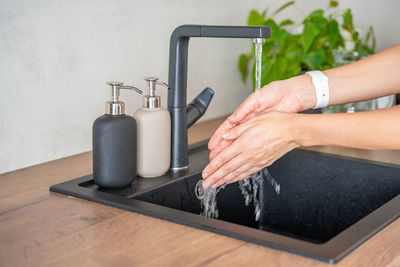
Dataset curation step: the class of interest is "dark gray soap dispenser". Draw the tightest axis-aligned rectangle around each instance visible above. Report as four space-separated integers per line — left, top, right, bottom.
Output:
92 82 142 189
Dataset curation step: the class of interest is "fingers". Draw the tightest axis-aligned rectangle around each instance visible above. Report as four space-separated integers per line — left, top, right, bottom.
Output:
208 89 267 151
203 153 253 188
209 118 256 159
210 115 261 162
226 165 265 185
204 118 262 187
209 139 232 160
240 110 268 124
212 163 263 188
219 119 256 141
228 92 260 124
208 119 236 150
204 110 299 188
209 112 263 156
202 139 241 180
209 112 267 161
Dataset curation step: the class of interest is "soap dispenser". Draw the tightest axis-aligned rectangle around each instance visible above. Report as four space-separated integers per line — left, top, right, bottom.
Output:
93 81 142 189
134 77 171 177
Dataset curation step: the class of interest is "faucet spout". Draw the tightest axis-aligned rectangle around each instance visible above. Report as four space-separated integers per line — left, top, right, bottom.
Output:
168 25 271 170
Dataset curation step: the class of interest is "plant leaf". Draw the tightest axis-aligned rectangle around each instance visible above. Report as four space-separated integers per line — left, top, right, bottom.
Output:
264 18 279 30
238 54 250 83
365 28 371 45
248 10 265 26
263 18 288 47
261 57 287 85
272 1 295 16
285 42 300 59
302 48 325 69
324 49 335 68
280 19 294 26
263 18 279 44
285 61 302 78
302 21 320 52
262 41 274 55
329 0 338 7
309 9 324 18
369 26 376 52
306 9 327 30
343 9 353 28
275 28 288 47
261 8 268 16
328 20 340 49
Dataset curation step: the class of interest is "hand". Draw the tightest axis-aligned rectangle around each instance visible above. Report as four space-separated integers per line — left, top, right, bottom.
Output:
202 112 300 188
208 76 313 154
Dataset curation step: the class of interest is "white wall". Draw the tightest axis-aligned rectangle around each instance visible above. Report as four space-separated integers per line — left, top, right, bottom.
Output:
1 0 399 174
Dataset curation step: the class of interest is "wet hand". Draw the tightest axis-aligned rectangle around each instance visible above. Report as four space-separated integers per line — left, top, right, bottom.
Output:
208 80 305 153
202 112 299 188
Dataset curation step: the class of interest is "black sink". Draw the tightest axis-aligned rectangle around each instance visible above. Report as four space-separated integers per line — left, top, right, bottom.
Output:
50 140 400 264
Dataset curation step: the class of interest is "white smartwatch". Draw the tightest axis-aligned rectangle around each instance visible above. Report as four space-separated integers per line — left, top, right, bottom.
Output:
305 70 330 109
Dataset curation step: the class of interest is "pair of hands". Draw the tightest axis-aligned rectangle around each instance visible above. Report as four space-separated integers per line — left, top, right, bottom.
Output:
201 80 307 188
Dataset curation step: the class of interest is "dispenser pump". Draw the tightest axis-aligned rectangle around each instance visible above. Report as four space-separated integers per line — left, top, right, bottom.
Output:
143 77 169 109
106 82 142 115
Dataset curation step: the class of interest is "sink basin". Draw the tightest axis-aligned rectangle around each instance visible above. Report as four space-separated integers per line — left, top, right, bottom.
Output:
50 140 400 264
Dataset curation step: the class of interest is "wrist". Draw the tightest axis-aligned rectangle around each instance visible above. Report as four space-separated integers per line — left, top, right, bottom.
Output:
284 74 317 111
290 114 319 147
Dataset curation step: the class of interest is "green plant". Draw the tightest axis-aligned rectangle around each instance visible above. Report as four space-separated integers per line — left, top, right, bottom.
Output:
239 0 376 90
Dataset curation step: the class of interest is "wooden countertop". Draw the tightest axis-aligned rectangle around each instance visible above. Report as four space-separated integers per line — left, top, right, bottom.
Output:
1 117 400 267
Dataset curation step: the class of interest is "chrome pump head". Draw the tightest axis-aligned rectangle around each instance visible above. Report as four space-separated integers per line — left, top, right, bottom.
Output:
106 81 142 115
143 77 169 109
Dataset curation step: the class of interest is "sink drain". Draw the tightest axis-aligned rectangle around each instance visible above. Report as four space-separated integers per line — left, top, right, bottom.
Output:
195 180 204 200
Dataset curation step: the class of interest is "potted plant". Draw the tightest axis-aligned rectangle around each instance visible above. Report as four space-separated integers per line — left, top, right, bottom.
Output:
239 1 378 112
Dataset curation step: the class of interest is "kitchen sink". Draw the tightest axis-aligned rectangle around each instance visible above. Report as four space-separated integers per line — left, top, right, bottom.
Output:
50 140 400 264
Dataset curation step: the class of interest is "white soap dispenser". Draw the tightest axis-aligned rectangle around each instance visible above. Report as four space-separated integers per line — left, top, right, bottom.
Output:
134 77 171 177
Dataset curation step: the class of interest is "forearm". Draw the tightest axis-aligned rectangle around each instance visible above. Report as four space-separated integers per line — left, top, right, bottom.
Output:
284 45 400 110
294 105 400 150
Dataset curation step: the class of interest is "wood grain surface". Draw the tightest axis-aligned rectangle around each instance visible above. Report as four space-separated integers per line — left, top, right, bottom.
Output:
1 116 399 267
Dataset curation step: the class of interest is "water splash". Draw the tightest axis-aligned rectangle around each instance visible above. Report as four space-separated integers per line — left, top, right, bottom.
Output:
263 168 280 194
238 171 263 221
237 169 280 221
201 185 226 218
201 169 280 221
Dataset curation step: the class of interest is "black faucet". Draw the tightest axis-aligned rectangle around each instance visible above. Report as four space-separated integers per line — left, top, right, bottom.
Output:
168 25 271 170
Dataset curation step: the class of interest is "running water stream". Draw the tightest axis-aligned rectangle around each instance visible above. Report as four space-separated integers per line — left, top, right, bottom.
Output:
254 38 263 90
201 38 280 221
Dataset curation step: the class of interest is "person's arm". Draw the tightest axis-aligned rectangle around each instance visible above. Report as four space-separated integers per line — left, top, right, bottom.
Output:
296 105 400 149
285 44 400 110
208 45 400 152
202 106 400 188
323 45 400 105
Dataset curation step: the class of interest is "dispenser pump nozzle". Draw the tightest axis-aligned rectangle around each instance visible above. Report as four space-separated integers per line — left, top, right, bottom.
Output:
106 81 142 115
143 77 169 109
